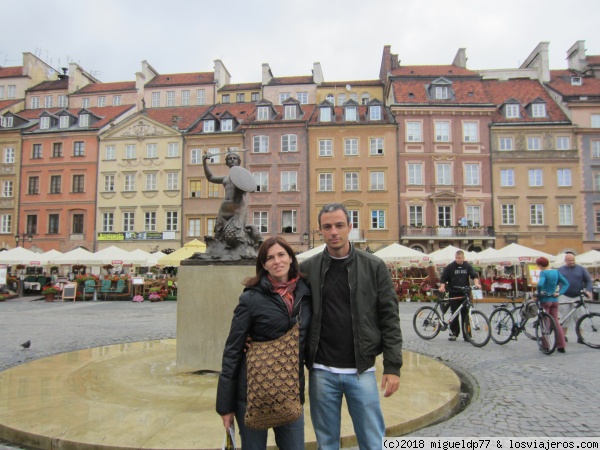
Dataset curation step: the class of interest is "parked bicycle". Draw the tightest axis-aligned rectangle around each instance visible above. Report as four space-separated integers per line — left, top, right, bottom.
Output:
488 292 559 354
413 286 491 347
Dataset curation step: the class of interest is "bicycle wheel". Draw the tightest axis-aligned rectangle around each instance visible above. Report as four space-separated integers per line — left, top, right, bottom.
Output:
463 310 491 347
413 306 442 340
536 311 558 355
489 307 515 345
576 313 600 349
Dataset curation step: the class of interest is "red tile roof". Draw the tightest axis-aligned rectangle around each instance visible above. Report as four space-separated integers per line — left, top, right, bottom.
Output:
0 99 22 110
268 76 314 86
547 70 600 98
145 105 212 130
245 104 317 124
27 79 68 92
320 80 384 87
75 81 136 94
391 79 491 104
145 72 214 87
22 105 135 131
306 104 395 125
187 103 257 134
390 65 476 77
482 78 569 123
219 82 262 92
0 66 24 78
586 55 600 65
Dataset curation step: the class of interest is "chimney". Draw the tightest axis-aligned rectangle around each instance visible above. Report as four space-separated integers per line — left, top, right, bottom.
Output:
58 67 68 80
313 62 324 85
452 48 467 68
262 63 273 86
567 40 586 72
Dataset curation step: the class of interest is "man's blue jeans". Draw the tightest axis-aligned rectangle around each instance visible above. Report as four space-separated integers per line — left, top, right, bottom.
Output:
309 368 385 450
235 401 305 450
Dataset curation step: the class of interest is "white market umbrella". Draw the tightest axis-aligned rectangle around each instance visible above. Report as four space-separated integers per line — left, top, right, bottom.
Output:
553 250 600 269
51 247 95 265
0 247 42 265
83 246 146 266
296 244 327 262
373 243 430 266
428 245 477 268
146 251 166 266
37 249 63 266
157 240 206 267
129 249 153 265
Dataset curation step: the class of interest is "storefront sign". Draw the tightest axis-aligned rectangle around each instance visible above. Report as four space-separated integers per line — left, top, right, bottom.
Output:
97 232 166 241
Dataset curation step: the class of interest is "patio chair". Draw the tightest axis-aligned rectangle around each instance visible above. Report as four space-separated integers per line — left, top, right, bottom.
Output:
84 280 96 299
112 279 128 300
99 279 112 300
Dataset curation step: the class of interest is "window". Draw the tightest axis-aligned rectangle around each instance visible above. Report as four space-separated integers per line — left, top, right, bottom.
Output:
72 175 84 193
499 137 513 151
557 169 572 187
371 210 385 229
124 173 135 191
145 173 157 190
464 164 480 185
281 172 297 191
257 106 269 120
190 149 202 164
530 204 544 225
196 89 206 105
48 214 59 234
319 173 333 191
350 93 358 102
595 173 600 191
435 86 449 99
409 205 423 226
50 175 61 194
338 94 346 105
203 120 215 132
253 135 269 153
52 142 63 158
505 104 520 118
592 115 600 128
168 142 179 157
236 93 245 103
251 92 260 102
167 172 179 190
361 93 370 105
207 218 216 236
125 145 136 159
531 103 546 117
408 163 423 185
208 182 220 197
30 97 40 109
559 204 574 226
145 212 156 231
370 171 384 190
79 114 89 127
281 134 297 152
166 211 179 231
319 139 333 157
528 169 543 187
369 105 382 120
181 90 190 106
123 212 135 232
326 94 335 105
97 96 106 107
26 215 38 234
349 210 359 231
436 163 451 185
319 107 331 122
112 95 122 106
463 122 478 142
0 209 13 230
297 92 308 104
279 93 290 104
370 138 384 155
32 144 42 159
151 92 160 107
254 211 268 233
104 175 115 192
0 116 13 127
102 212 114 232
406 122 422 142
81 98 90 108
59 116 70 129
345 107 357 121
527 137 541 150
105 145 115 160
2 181 13 197
284 105 296 120
571 77 582 86
166 91 175 107
556 136 570 150
221 119 233 131
222 94 230 103
44 96 53 108
188 218 201 237
58 95 67 107
593 141 600 158
500 169 515 187
253 172 269 192
3 147 14 163
188 180 201 198
74 141 85 156
466 206 481 226
207 148 220 164
281 210 297 233
435 121 450 142
345 172 359 191
40 117 50 129
344 138 358 156
437 206 452 227
72 214 84 234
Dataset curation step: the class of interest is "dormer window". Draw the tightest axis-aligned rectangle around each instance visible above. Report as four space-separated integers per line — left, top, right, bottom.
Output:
345 107 357 121
257 106 269 120
505 104 520 118
320 107 331 122
369 105 382 121
0 116 13 128
221 119 233 131
59 116 70 129
284 105 296 120
435 86 449 99
279 93 291 105
531 103 546 118
79 114 89 127
40 117 50 129
571 77 582 86
203 120 215 133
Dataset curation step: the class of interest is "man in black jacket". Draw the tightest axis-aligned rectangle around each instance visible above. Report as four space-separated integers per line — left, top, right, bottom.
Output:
439 250 481 341
300 203 402 449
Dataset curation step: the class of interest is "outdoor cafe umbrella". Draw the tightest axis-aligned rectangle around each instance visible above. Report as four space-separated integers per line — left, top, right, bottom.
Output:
296 244 326 262
427 245 477 268
157 240 206 267
81 246 146 266
0 247 43 265
373 243 430 266
50 247 94 265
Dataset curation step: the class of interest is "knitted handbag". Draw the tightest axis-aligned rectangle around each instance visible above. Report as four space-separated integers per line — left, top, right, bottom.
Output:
244 318 302 430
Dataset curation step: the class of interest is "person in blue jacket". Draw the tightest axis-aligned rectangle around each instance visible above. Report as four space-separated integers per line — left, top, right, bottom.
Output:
535 256 569 353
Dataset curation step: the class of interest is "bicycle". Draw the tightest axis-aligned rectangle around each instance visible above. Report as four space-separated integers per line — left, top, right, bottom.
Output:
413 286 491 347
558 291 600 349
488 292 559 354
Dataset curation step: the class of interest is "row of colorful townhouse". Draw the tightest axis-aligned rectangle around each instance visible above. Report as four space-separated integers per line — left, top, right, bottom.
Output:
1 41 599 255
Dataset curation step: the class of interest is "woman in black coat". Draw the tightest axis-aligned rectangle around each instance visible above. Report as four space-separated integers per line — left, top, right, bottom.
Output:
216 236 312 450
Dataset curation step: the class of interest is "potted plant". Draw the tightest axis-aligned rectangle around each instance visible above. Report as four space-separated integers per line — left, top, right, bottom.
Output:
42 286 60 302
0 294 6 302
132 294 144 303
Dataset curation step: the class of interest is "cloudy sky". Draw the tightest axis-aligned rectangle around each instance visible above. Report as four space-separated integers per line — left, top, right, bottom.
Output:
2 0 600 84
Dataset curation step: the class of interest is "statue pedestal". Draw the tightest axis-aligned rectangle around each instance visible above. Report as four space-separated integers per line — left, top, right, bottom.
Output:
176 261 255 373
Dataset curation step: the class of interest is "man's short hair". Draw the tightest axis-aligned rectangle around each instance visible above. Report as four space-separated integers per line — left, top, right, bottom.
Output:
318 203 351 227
455 250 465 257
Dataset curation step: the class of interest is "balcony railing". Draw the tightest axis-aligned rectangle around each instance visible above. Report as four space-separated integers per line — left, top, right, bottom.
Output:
400 225 495 238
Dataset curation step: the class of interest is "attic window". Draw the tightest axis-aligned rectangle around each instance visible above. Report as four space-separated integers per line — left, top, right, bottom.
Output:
166 77 171 81
571 77 582 86
79 114 89 127
284 105 296 120
320 107 331 122
257 106 269 120
505 104 520 118
0 116 13 127
408 93 414 98
435 86 449 99
40 117 50 129
345 106 357 121
531 104 546 118
59 116 70 129
468 92 474 97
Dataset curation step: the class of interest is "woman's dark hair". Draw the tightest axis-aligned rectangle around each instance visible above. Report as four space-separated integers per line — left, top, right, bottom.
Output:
243 236 304 287
535 256 550 268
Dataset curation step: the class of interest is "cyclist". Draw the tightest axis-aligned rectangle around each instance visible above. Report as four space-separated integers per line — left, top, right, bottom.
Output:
557 252 592 343
439 250 481 341
535 256 569 353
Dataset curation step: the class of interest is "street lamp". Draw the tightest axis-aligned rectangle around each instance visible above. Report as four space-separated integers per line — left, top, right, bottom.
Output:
15 232 33 247
302 232 309 249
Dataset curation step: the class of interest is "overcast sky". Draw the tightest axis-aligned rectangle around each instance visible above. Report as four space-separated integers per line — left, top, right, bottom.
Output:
2 0 600 84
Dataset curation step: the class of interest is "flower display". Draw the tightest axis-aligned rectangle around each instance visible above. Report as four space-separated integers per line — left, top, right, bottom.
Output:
42 286 60 295
132 295 144 303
